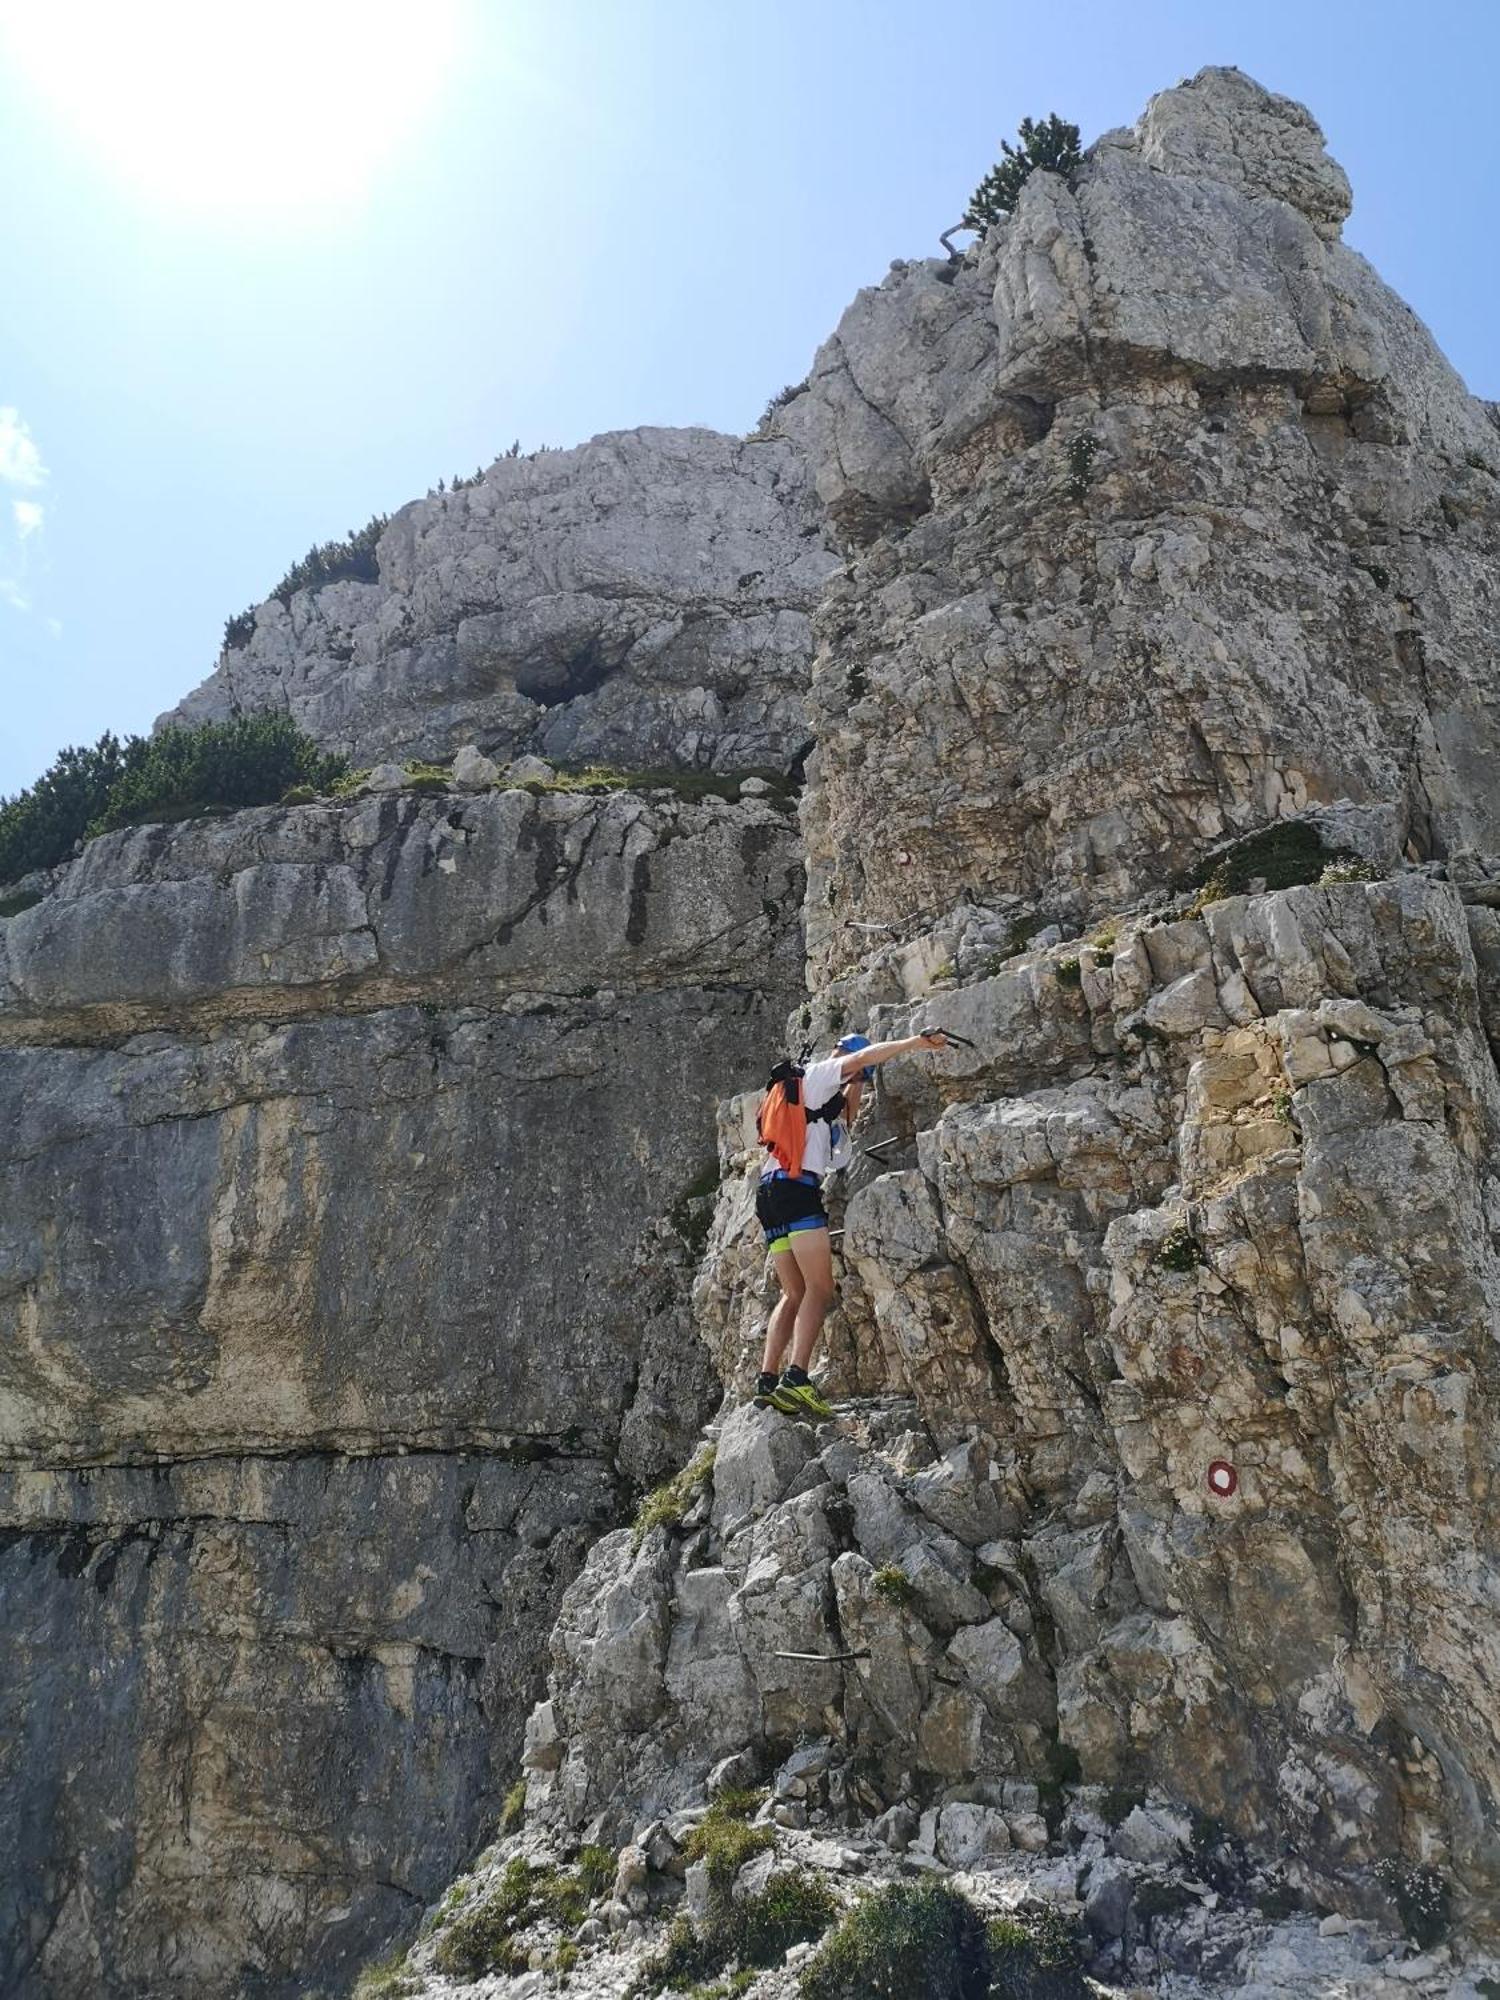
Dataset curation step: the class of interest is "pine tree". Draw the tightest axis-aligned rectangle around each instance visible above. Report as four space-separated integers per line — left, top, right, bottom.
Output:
964 114 1082 232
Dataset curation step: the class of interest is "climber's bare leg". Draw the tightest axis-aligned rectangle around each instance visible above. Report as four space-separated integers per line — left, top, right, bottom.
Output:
760 1250 805 1377
787 1228 836 1372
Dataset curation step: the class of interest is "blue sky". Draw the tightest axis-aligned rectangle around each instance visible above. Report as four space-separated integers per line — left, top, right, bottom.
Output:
1 0 1495 798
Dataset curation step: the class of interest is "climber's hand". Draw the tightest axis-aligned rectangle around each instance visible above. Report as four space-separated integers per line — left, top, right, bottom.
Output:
916 1030 950 1050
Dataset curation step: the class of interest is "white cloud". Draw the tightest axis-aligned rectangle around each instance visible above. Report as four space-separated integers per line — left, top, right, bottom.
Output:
0 410 49 613
0 407 46 489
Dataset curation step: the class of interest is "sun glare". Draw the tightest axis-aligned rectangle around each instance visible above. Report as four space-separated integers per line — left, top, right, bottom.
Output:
1 0 461 216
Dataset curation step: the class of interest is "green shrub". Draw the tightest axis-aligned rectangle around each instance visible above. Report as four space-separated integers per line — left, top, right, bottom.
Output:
1157 1225 1204 1274
801 1879 991 2000
0 717 346 884
633 1445 716 1550
575 1842 615 1901
499 1777 528 1835
271 513 387 605
759 380 809 428
1376 1860 1451 1950
89 715 347 838
223 514 388 655
1064 433 1099 502
0 731 138 884
351 1942 420 1998
224 607 257 651
0 888 43 919
681 1797 773 1893
1183 821 1348 908
630 1871 835 1998
873 1564 915 1608
280 783 318 805
432 1856 589 1980
988 1903 1090 1998
965 116 1082 230
732 1873 839 1967
1056 957 1081 988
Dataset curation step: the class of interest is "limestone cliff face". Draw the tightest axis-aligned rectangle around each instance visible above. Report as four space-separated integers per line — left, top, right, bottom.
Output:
494 67 1500 1994
0 787 804 1994
776 65 1500 985
11 60 1500 2000
163 428 838 776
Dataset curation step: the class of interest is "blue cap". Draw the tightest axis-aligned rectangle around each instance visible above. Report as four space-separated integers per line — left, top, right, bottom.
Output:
836 1032 874 1080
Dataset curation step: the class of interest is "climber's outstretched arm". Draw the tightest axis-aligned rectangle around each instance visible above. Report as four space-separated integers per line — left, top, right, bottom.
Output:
835 1030 948 1080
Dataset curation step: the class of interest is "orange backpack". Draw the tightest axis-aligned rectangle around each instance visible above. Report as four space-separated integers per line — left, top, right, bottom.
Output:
756 1059 844 1178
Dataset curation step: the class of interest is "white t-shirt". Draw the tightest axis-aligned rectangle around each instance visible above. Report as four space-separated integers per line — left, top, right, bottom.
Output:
763 1054 853 1181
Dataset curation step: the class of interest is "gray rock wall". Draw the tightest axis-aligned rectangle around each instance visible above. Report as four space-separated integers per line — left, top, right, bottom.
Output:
520 67 1500 1958
773 66 1500 983
0 784 804 1995
162 429 838 777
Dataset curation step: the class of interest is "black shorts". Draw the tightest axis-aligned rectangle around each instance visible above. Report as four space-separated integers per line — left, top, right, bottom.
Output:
755 1172 828 1251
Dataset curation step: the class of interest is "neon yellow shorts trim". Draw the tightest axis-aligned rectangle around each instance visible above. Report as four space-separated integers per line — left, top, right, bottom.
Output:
767 1232 793 1256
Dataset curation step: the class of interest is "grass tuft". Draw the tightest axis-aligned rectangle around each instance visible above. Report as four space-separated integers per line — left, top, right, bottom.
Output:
873 1563 915 1608
800 1879 990 2000
633 1445 716 1551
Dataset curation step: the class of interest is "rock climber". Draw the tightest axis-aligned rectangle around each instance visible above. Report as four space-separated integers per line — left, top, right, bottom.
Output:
752 1028 951 1418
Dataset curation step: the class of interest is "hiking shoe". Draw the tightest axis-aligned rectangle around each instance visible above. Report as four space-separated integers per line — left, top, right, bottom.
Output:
751 1388 779 1410
770 1377 835 1422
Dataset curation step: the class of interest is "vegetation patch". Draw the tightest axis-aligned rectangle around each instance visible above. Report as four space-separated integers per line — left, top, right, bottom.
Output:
0 717 347 884
223 512 388 651
351 1944 420 1999
872 1563 915 1608
800 1879 991 2000
529 764 789 805
499 1777 528 1835
1157 1225 1205 1275
1376 1860 1451 1950
575 1842 616 1902
1182 820 1352 910
0 888 43 919
432 1854 600 1981
1320 858 1380 885
988 1902 1090 1999
633 1445 717 1550
1064 433 1100 502
759 380 809 428
630 1870 835 1998
964 115 1083 231
682 1799 774 1894
1056 956 1081 988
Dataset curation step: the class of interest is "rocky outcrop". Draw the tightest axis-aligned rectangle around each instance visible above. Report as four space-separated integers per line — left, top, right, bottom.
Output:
0 782 803 1995
163 429 839 776
776 65 1500 985
546 869 1500 1942
12 58 1500 2000
478 64 1500 1998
